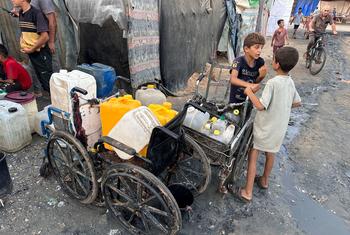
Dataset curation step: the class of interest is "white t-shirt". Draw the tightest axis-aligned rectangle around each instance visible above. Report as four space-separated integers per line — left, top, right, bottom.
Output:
253 75 301 153
294 13 303 25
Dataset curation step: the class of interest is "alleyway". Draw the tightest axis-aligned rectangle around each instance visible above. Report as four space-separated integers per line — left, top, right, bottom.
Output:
1 26 350 235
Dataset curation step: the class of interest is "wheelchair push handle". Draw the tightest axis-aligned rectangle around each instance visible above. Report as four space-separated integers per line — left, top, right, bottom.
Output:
70 87 88 96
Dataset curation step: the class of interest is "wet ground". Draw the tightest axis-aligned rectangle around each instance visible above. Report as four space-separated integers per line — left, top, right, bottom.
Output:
1 25 350 235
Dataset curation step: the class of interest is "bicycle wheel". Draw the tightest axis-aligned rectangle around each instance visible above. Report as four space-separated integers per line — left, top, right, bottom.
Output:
309 47 326 75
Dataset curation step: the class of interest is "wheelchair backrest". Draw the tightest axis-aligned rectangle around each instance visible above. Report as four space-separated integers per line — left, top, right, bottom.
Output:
146 103 189 176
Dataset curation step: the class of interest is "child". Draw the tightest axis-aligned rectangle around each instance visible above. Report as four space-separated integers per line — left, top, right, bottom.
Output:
233 47 301 202
230 33 267 104
0 44 32 92
271 19 288 57
12 0 52 93
290 8 304 39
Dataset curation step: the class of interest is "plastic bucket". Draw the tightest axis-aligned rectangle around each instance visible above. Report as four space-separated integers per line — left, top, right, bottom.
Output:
168 184 194 209
0 152 13 198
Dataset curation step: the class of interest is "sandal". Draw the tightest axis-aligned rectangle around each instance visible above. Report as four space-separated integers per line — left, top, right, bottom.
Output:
230 186 252 203
255 176 268 190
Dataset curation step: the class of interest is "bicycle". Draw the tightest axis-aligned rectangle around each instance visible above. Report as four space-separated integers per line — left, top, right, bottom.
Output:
305 32 333 75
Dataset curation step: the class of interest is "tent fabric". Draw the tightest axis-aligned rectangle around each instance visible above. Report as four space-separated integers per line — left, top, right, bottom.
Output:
65 0 127 29
127 0 161 88
266 0 295 36
320 1 350 15
293 0 320 16
159 0 226 91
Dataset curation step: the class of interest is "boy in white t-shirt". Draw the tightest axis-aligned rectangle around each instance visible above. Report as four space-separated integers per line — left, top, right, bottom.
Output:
233 47 302 202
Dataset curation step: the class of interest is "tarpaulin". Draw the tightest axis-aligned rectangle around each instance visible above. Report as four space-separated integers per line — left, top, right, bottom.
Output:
266 0 295 36
160 0 227 91
293 0 320 16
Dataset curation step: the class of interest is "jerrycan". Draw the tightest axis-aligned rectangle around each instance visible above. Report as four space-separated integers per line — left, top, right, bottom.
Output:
100 95 141 136
108 106 160 160
135 84 166 106
50 70 97 113
148 102 178 126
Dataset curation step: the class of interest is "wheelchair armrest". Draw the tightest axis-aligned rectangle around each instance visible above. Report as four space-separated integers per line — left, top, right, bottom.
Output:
99 136 137 156
154 126 180 140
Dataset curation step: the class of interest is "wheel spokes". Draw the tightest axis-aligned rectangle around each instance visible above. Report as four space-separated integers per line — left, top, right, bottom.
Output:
142 210 168 233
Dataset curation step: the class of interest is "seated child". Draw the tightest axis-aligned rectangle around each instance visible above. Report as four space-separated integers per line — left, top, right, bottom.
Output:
230 33 267 104
233 47 302 202
0 44 32 93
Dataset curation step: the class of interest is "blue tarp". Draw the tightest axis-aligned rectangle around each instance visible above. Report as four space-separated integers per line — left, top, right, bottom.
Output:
293 0 320 16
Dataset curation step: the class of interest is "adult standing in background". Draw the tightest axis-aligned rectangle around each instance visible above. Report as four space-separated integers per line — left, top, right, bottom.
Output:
30 0 59 96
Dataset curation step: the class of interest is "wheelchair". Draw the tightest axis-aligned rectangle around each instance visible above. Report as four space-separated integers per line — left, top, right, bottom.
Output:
44 87 211 234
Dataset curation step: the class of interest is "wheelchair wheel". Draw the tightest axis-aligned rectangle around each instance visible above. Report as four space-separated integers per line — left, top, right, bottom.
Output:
47 131 98 204
231 122 253 183
164 134 211 197
102 163 181 235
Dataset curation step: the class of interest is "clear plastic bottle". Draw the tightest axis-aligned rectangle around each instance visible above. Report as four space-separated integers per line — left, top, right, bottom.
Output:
211 115 227 134
222 124 235 144
201 122 212 137
224 109 240 125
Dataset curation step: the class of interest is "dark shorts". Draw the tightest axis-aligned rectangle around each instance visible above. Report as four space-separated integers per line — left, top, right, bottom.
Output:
294 24 300 30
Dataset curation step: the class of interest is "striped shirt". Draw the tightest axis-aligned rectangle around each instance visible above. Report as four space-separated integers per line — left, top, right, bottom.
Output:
19 6 48 51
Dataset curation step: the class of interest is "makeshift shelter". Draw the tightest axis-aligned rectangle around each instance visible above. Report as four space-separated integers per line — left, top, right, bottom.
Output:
0 0 271 91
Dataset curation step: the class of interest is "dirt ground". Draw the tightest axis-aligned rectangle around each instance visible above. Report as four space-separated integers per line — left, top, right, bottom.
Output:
1 25 350 235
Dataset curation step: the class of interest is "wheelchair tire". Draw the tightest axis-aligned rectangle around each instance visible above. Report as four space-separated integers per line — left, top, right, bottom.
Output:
47 131 98 204
102 163 182 235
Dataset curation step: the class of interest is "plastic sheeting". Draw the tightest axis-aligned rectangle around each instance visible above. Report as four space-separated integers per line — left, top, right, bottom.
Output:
160 0 227 90
293 0 320 16
65 0 127 29
266 0 295 36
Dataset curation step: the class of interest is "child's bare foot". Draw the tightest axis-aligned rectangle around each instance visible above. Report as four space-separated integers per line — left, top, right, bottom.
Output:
230 186 252 203
255 175 269 189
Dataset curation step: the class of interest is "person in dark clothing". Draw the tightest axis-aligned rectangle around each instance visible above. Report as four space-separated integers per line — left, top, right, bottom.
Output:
0 44 32 92
11 0 53 93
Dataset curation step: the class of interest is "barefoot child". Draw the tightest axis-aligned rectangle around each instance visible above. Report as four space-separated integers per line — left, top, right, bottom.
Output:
230 33 267 104
234 47 302 202
271 19 289 57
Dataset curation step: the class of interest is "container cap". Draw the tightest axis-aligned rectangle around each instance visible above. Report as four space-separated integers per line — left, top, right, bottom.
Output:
163 102 172 109
124 94 133 99
220 115 225 121
233 109 240 115
213 130 221 136
204 123 211 130
147 84 156 89
211 117 218 122
5 91 35 104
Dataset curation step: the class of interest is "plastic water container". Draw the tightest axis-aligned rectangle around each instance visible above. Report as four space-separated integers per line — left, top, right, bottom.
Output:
209 130 225 143
50 70 97 113
80 104 102 148
135 84 167 106
5 91 38 133
34 105 51 137
148 102 178 126
0 100 32 152
200 122 212 137
211 116 227 134
224 109 241 125
183 107 210 131
222 124 235 144
108 106 160 160
76 63 117 98
100 95 141 137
